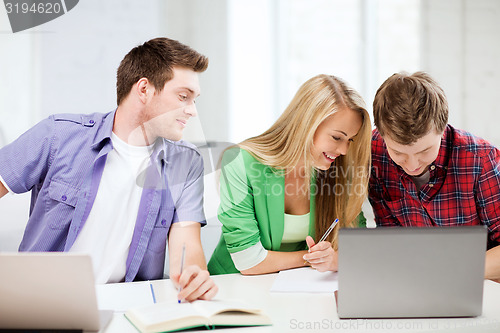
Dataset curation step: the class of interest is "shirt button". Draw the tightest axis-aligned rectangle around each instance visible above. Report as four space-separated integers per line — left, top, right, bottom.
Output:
61 195 67 201
161 219 167 226
428 184 434 188
430 165 436 171
89 119 95 124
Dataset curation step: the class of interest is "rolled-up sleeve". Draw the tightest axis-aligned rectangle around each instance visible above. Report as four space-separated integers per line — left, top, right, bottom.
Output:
230 241 268 271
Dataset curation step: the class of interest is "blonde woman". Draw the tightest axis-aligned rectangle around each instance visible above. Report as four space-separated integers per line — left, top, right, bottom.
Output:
208 74 371 275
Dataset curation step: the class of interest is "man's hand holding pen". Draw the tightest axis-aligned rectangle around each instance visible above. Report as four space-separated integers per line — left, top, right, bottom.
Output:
170 265 218 302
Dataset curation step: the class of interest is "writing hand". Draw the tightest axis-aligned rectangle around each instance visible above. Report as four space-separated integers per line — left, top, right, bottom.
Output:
170 265 218 302
303 235 338 272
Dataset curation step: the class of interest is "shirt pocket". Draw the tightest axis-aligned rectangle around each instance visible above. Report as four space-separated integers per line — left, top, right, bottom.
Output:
46 179 80 229
147 208 175 254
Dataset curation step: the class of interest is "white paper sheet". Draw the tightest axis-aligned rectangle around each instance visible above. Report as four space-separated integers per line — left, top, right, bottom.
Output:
96 281 155 312
270 267 338 293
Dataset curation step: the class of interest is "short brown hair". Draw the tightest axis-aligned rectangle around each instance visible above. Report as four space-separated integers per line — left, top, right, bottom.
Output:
116 37 208 105
373 71 448 145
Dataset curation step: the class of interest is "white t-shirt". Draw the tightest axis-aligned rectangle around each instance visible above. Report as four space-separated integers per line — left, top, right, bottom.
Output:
70 132 153 284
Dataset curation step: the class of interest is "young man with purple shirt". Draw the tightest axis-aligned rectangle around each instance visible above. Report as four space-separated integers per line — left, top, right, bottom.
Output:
0 37 218 301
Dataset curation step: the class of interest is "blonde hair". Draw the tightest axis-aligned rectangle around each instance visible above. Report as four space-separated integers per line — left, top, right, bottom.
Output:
238 74 372 249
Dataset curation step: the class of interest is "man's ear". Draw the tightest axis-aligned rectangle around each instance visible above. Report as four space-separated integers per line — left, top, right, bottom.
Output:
136 78 152 104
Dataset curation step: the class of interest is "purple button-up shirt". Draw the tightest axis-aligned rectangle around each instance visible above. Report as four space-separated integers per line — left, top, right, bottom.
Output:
0 111 206 281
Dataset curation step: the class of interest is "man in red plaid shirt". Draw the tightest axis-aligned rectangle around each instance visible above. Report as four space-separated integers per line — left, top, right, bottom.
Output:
369 72 500 282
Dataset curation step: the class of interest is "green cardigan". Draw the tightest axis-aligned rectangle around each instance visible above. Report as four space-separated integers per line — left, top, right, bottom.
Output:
207 148 366 275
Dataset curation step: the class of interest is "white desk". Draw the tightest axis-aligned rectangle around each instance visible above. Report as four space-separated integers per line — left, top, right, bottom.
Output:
97 274 500 333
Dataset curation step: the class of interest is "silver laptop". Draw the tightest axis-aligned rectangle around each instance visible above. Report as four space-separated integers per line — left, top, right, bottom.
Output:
0 252 112 331
337 226 487 319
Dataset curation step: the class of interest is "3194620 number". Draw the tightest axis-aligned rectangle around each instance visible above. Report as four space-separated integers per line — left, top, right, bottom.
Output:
5 2 62 14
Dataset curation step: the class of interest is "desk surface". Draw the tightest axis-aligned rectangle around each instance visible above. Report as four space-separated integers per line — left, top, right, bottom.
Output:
97 273 500 333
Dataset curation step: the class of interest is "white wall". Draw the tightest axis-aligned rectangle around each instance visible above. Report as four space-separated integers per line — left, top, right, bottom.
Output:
161 0 230 144
421 0 500 146
2 1 499 148
0 192 30 251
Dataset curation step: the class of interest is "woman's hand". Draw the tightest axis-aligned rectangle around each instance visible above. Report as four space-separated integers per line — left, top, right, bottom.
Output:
303 236 338 272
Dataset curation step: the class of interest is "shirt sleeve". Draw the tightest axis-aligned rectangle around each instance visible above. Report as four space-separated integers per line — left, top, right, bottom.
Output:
229 241 268 271
476 147 500 244
368 167 401 227
217 148 263 255
0 117 54 194
171 148 206 224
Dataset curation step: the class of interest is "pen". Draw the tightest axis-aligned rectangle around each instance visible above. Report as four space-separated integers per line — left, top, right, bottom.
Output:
304 218 339 264
149 282 157 304
318 218 339 243
178 243 186 303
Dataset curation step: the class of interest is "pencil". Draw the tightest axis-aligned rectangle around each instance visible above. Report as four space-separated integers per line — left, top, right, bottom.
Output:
178 243 186 303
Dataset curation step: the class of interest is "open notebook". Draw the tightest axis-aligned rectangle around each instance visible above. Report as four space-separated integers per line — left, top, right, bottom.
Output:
125 299 272 332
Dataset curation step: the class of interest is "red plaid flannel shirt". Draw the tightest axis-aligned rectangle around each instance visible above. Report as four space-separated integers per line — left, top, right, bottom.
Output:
369 125 500 249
